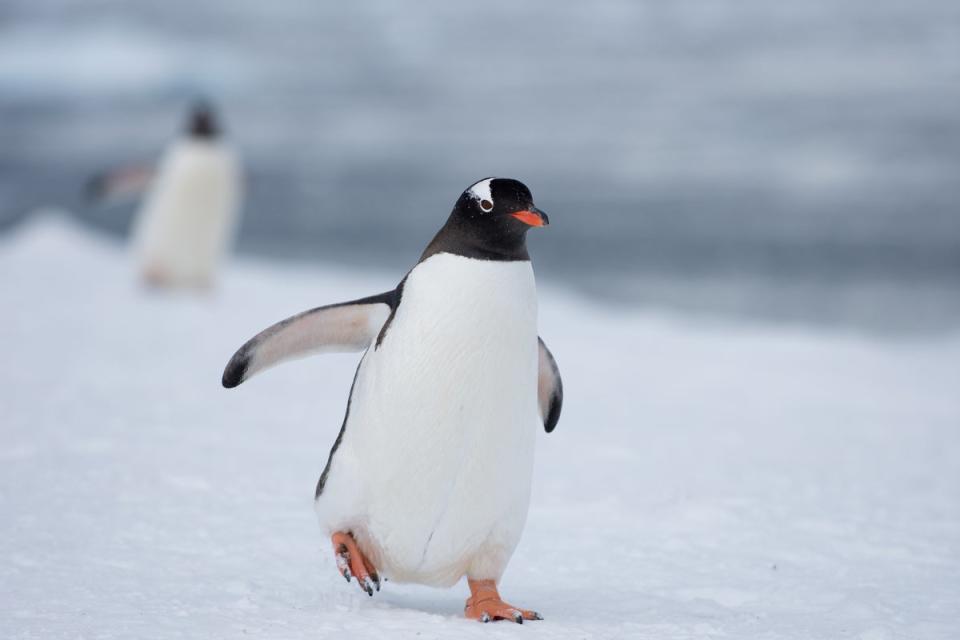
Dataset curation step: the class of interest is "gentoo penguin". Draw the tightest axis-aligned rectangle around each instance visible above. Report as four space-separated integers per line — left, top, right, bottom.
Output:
127 103 242 288
222 178 563 623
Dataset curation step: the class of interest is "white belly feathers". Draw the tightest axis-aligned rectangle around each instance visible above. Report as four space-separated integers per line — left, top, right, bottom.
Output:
132 139 241 287
314 253 540 586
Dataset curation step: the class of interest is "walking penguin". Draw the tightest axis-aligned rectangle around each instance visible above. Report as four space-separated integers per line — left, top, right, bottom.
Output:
222 177 562 623
88 102 242 288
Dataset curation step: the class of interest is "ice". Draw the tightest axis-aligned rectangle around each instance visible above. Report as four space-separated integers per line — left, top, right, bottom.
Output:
1 213 958 638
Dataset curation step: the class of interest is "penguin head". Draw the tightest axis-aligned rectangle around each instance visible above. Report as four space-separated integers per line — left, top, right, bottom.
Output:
186 102 219 139
422 177 549 261
453 177 549 231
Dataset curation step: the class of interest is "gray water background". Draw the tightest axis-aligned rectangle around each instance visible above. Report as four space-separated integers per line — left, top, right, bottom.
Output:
1 1 958 333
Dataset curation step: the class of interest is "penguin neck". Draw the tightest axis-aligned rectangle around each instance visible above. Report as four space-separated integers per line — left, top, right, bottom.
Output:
419 214 530 263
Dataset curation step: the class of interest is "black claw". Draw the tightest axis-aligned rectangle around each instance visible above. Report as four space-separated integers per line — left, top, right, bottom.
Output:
515 614 523 624
371 574 381 591
532 612 543 620
480 612 491 623
343 568 351 582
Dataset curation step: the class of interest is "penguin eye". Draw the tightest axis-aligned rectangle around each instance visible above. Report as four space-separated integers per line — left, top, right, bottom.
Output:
480 199 493 212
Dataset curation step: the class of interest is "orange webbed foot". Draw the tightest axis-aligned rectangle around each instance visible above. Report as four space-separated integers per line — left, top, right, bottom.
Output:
464 579 542 623
331 531 380 596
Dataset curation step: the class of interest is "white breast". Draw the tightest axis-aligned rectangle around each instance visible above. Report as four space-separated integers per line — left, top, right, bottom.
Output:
132 139 241 287
315 253 541 586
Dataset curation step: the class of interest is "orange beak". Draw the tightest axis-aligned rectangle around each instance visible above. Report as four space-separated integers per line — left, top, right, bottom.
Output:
511 207 549 227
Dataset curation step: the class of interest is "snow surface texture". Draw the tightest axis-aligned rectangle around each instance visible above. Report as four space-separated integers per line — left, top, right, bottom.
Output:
1 214 959 639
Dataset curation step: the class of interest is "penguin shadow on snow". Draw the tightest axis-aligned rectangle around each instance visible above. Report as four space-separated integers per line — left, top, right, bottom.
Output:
374 584 466 618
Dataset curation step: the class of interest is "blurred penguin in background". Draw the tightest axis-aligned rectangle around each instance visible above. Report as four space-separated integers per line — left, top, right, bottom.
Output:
89 102 243 289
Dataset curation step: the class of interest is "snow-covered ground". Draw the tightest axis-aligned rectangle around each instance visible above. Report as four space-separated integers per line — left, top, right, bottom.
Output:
2 214 958 639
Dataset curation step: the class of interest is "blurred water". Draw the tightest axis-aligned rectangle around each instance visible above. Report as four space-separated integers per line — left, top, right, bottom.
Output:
1 0 958 333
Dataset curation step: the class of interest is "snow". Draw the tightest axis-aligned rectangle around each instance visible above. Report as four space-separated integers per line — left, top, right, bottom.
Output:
2 213 959 639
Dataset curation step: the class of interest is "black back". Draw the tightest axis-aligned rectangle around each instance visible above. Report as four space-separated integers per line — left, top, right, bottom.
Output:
420 178 548 262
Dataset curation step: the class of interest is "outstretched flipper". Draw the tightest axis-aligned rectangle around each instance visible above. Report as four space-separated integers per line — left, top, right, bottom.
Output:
85 164 156 203
222 290 398 388
537 338 563 433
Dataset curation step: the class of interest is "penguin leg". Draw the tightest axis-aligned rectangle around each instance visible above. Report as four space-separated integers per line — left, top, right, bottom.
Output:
464 579 542 623
331 531 380 596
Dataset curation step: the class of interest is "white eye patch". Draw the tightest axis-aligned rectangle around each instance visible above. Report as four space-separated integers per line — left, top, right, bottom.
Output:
467 178 495 212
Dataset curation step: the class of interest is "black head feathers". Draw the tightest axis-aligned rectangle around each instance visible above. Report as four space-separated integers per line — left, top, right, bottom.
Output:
420 178 549 263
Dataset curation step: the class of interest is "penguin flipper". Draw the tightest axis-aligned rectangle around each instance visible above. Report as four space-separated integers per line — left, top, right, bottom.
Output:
222 291 396 388
85 164 155 202
537 337 563 433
